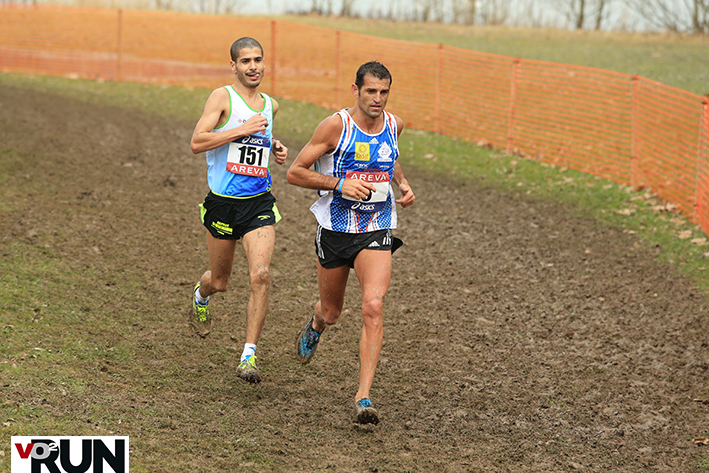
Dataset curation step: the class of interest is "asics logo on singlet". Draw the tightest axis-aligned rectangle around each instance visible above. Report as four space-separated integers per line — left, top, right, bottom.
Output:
352 202 376 211
236 136 268 146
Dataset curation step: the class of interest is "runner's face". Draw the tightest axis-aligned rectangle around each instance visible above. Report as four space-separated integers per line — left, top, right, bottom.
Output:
231 47 265 88
354 74 390 119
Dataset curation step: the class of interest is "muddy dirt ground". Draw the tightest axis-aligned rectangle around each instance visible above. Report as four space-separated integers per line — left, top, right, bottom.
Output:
2 82 709 472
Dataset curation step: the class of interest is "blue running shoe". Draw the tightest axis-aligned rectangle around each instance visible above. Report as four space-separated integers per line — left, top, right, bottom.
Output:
236 355 261 384
355 398 379 425
296 314 322 365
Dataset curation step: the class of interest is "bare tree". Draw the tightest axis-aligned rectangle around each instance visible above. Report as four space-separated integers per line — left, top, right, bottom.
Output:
462 0 477 24
340 0 356 17
479 0 510 25
576 0 586 27
195 0 208 13
432 0 447 21
154 0 166 9
415 0 434 21
516 0 544 27
628 0 708 33
551 0 586 28
593 0 610 29
221 0 244 14
690 0 708 33
550 0 619 30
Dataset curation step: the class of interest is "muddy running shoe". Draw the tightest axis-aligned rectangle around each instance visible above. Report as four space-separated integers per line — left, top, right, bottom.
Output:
236 355 261 384
296 314 322 365
355 398 379 425
191 282 211 338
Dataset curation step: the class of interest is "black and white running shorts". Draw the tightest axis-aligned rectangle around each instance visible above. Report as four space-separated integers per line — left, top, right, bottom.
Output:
314 225 402 269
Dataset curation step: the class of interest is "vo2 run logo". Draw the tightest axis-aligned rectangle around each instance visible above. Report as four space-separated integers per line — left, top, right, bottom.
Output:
11 436 129 473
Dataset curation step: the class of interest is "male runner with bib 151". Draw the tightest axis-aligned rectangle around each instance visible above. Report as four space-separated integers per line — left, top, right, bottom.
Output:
189 37 288 385
287 61 415 424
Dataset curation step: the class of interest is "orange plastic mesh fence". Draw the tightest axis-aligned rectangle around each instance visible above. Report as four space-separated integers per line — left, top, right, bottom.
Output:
699 101 709 225
2 5 708 233
439 48 514 149
511 61 633 183
632 78 706 220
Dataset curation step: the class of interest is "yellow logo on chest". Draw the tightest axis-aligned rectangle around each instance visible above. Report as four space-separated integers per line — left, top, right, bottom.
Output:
355 142 371 161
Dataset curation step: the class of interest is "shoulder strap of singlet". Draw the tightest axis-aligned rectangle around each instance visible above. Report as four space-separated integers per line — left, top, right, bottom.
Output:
333 110 353 153
383 111 397 138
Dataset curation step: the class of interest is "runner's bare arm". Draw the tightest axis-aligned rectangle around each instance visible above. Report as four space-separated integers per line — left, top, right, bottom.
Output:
393 161 415 208
190 88 269 154
287 116 375 200
391 115 415 208
272 139 288 165
270 98 288 165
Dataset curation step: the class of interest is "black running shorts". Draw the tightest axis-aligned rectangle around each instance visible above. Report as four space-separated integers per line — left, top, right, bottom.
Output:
200 191 280 240
315 225 402 269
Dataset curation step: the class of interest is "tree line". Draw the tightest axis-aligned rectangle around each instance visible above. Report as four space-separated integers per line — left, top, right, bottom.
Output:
5 0 708 34
303 0 707 34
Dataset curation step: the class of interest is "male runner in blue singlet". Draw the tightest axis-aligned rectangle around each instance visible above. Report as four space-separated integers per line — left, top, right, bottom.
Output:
189 37 288 384
287 61 415 424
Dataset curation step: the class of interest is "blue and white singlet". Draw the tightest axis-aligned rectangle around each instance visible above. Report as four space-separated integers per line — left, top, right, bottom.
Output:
205 86 274 198
310 109 400 233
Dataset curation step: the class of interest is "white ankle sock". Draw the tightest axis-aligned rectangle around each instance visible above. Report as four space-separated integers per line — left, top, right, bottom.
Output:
195 287 209 304
241 343 256 362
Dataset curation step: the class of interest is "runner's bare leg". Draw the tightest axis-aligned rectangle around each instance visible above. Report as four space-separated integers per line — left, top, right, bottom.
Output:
313 262 349 332
199 231 237 296
241 225 275 344
352 249 392 402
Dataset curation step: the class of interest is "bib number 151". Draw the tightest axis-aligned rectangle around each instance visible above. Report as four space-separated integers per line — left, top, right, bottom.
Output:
227 135 271 177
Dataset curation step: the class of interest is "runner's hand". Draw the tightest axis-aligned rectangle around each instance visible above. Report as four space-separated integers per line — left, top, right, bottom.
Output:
341 179 376 201
272 139 288 165
239 113 269 137
395 182 415 208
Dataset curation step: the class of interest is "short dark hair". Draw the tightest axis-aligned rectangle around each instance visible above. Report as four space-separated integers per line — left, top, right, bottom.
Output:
355 61 392 88
230 37 263 61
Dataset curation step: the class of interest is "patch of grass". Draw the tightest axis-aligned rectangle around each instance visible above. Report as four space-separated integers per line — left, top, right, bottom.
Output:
0 73 208 122
0 150 31 213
